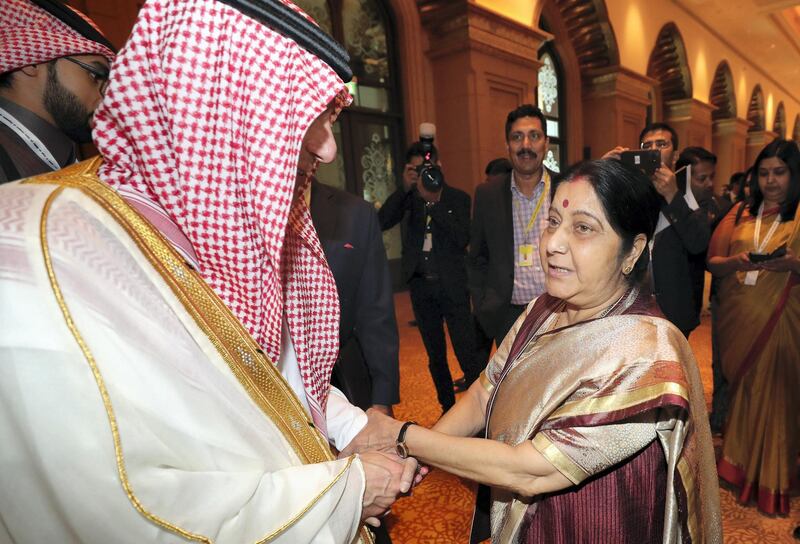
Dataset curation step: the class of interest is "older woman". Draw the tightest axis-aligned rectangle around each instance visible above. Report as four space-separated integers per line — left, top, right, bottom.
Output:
350 160 720 543
709 139 800 515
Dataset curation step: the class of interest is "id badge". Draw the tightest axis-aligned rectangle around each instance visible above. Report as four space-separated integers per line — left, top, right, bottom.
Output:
422 232 433 252
743 270 759 286
518 244 535 267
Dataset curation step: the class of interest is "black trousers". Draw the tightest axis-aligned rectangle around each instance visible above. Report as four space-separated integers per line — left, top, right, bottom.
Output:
409 277 481 411
493 303 527 348
473 314 494 371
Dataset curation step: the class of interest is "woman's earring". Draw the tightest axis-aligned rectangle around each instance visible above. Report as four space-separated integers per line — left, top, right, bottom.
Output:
623 265 633 275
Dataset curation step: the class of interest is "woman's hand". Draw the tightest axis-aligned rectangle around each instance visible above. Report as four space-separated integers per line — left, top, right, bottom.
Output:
731 252 760 272
758 248 800 274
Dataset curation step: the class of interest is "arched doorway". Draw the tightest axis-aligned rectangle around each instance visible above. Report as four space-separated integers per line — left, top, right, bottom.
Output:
647 23 692 121
773 102 786 139
746 85 766 133
709 61 736 121
294 0 405 264
537 41 566 172
539 0 622 158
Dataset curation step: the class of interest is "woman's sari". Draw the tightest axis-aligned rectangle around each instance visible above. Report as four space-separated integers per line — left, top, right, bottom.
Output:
478 287 720 543
710 204 800 515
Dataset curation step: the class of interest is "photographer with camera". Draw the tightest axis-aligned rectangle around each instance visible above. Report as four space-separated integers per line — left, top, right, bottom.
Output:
378 127 481 412
603 123 711 337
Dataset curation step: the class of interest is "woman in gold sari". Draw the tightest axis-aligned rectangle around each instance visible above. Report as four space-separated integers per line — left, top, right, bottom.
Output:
350 159 720 543
709 138 800 515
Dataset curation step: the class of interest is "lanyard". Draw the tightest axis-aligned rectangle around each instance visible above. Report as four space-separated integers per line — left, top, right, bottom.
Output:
753 202 781 253
0 106 60 171
519 171 549 234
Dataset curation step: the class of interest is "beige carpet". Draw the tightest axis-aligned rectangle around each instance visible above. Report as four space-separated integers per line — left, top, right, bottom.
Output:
384 292 799 543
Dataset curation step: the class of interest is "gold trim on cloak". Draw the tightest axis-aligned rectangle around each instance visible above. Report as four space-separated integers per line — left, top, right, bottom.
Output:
28 159 374 544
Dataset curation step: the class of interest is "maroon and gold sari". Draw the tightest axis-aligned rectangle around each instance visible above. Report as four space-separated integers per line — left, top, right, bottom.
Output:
479 287 720 543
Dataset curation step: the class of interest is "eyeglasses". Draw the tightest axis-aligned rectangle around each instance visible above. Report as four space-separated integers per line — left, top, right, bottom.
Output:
508 131 544 144
62 57 110 96
640 139 672 150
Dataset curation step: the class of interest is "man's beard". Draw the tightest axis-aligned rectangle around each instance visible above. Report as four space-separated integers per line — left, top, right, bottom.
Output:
43 63 93 144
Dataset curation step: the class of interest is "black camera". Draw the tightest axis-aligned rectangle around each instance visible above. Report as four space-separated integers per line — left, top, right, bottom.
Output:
417 122 444 192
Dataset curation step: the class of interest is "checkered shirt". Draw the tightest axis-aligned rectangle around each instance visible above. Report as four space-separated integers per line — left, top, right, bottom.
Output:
510 170 551 304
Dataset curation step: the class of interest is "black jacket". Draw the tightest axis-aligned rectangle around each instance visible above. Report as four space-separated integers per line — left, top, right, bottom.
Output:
378 183 471 302
651 195 712 333
468 170 554 337
310 180 400 408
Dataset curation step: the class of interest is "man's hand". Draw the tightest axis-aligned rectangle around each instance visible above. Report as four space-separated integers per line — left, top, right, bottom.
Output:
653 164 679 204
340 407 404 456
359 450 418 526
371 404 394 417
402 163 418 192
601 146 629 161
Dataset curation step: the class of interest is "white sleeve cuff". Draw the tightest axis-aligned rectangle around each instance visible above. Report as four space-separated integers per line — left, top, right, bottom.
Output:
325 386 368 450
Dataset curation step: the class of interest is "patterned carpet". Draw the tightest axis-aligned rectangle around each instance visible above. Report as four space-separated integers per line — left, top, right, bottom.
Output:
384 292 799 543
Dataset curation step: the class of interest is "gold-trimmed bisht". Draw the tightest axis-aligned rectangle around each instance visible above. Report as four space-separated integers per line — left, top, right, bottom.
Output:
27 158 374 544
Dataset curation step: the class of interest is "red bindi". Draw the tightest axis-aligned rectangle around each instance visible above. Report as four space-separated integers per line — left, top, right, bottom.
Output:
562 199 569 208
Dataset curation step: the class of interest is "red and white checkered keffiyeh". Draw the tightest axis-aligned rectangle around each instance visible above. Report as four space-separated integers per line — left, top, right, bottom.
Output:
0 0 115 73
93 0 351 434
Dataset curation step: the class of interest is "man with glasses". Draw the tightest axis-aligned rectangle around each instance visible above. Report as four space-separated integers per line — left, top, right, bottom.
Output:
0 0 115 183
604 123 711 336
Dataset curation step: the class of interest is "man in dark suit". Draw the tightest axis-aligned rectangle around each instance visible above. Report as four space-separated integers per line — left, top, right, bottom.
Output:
469 104 555 347
309 178 400 416
378 142 480 412
604 123 711 336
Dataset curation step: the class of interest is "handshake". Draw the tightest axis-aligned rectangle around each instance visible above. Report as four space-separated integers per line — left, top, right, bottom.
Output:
339 408 428 527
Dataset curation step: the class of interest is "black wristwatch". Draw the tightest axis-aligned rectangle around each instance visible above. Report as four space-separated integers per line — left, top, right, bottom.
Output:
395 421 418 459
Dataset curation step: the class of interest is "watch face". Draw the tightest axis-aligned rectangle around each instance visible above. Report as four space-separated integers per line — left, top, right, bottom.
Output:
396 443 409 459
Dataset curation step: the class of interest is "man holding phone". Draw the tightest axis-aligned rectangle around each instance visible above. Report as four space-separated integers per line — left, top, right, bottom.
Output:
603 123 711 336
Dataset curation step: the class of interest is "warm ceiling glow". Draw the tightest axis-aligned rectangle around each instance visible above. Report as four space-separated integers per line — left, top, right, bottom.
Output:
737 71 749 120
622 2 648 71
766 92 774 130
783 6 800 39
694 47 708 102
474 0 536 26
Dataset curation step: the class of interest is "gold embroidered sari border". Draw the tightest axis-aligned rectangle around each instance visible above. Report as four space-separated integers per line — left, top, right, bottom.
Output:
676 458 699 543
532 433 587 485
547 381 690 422
479 371 495 394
